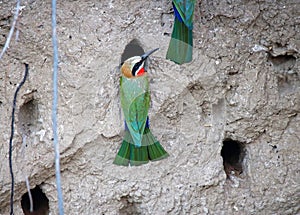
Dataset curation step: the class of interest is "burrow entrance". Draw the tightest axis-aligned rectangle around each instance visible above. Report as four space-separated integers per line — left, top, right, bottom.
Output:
21 185 49 215
221 138 245 178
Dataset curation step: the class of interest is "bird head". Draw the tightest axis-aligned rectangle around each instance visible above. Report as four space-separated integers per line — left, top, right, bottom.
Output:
120 48 159 78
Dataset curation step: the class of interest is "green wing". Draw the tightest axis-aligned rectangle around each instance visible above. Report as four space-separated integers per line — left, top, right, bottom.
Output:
120 76 150 147
127 91 150 146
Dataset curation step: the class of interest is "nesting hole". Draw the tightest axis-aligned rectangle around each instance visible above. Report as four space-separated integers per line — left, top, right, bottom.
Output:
119 196 140 215
121 39 144 63
221 139 245 178
18 99 39 136
21 186 49 215
268 54 296 71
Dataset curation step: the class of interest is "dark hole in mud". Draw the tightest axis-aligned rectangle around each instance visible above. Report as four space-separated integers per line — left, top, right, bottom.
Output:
21 186 49 215
221 139 245 178
268 54 296 66
121 39 145 63
119 196 140 215
18 99 39 136
268 54 296 71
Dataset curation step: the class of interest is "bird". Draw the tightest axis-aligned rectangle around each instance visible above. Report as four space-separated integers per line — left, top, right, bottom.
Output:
166 0 196 64
113 48 169 166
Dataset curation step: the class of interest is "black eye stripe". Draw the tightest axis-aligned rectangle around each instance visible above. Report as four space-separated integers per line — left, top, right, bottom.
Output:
132 61 143 76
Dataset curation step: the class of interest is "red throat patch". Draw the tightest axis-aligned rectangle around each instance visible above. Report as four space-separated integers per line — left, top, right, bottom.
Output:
136 67 145 76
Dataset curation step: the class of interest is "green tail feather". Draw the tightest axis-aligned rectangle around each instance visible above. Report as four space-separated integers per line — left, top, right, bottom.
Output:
113 127 169 166
166 18 193 64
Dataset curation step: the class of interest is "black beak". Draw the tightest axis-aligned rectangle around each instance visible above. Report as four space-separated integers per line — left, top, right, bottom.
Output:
140 48 159 62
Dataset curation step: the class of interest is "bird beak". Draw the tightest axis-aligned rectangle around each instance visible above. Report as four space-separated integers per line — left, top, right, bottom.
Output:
141 48 159 62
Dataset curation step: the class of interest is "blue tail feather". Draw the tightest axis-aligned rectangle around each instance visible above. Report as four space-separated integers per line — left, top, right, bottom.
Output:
173 2 183 23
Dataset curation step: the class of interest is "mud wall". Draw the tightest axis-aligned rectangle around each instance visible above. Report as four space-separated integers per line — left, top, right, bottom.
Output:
0 0 299 214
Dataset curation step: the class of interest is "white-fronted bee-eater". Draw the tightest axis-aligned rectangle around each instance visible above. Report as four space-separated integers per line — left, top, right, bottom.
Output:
166 0 196 64
113 48 169 166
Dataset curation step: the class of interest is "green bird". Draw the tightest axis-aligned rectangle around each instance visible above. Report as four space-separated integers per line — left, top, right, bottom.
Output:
166 0 196 64
113 48 169 166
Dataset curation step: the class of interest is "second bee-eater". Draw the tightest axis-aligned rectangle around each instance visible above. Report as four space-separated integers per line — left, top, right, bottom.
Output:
113 48 169 166
166 0 196 64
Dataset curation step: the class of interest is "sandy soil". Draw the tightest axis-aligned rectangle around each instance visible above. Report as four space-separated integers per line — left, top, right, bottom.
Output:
0 0 299 214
